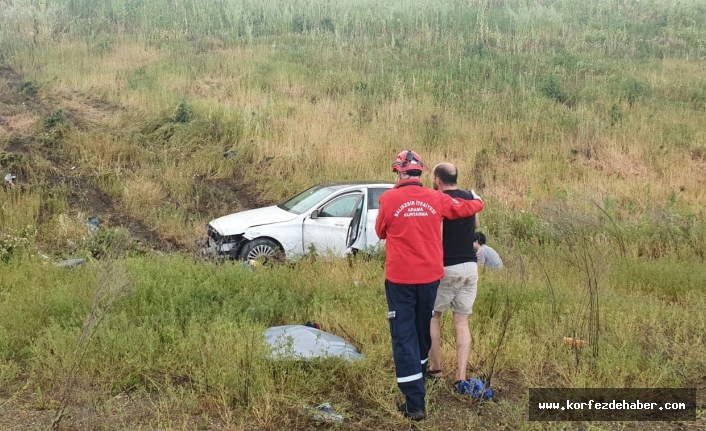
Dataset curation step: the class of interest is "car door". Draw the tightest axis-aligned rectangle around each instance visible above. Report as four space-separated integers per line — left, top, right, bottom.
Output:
346 197 365 250
348 187 390 252
302 192 364 256
364 187 389 249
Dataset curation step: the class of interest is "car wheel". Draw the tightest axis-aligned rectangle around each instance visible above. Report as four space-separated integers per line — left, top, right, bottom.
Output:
240 238 281 262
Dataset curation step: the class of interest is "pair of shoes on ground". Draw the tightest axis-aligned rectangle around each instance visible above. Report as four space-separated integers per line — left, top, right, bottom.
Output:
397 402 426 421
455 378 493 399
455 379 473 395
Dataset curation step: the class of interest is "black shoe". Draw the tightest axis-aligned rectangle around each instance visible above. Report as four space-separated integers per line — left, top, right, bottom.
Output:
425 369 443 379
397 402 426 421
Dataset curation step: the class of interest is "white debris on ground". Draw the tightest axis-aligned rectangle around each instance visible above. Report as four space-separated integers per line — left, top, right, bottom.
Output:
264 325 363 361
306 402 343 424
55 258 86 268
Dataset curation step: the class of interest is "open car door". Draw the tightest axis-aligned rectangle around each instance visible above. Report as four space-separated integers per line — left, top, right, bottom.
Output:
303 192 363 256
346 198 364 250
347 187 388 254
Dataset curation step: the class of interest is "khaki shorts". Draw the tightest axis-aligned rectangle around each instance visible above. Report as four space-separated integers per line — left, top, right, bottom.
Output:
434 262 478 315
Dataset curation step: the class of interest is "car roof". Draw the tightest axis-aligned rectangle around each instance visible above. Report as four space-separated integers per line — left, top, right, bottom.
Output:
320 180 395 189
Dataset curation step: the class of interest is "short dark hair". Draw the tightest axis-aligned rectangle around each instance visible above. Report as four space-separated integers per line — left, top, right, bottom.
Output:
433 164 457 185
475 231 486 245
405 169 423 177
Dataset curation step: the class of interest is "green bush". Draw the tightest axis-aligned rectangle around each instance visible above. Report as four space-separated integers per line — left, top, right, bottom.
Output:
0 227 35 263
540 73 568 104
174 97 193 123
20 81 38 97
623 78 650 107
610 103 622 126
127 66 155 90
84 227 148 259
44 109 66 128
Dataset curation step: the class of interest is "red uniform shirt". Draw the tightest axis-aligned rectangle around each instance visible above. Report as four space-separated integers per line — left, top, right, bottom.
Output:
375 179 484 284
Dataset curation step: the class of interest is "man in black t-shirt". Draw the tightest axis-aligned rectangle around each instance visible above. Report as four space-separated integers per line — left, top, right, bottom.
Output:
428 163 481 393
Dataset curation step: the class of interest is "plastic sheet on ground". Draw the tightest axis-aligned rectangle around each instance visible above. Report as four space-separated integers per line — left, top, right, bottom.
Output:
264 325 363 361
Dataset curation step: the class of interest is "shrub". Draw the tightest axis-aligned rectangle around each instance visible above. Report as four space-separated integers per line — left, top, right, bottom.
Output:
173 97 193 123
0 226 35 263
610 103 622 126
623 78 650 107
127 66 155 90
84 227 148 259
540 74 569 104
20 81 38 97
44 109 66 128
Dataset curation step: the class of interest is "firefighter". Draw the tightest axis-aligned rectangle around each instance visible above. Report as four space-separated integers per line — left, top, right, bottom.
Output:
375 150 484 421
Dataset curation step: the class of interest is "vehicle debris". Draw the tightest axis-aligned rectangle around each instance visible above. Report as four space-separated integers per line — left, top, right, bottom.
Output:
87 216 100 234
306 402 343 424
55 258 86 268
4 173 16 188
265 325 363 361
241 259 260 270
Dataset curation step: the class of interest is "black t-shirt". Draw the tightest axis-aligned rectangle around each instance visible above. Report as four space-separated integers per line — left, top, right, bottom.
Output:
442 189 478 267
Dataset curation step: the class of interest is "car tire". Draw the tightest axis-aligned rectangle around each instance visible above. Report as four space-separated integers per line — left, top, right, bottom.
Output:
240 238 282 262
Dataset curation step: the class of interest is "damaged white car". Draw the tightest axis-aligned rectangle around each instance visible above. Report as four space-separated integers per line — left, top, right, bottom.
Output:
205 181 394 260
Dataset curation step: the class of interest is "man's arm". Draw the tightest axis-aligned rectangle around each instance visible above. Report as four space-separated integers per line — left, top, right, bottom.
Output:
375 198 388 240
477 248 486 265
473 190 481 228
439 193 483 220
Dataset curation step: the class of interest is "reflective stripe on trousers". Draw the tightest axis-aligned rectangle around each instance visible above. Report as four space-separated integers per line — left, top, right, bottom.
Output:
385 279 439 411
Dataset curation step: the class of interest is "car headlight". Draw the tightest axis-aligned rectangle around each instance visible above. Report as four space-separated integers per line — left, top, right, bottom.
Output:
207 226 245 255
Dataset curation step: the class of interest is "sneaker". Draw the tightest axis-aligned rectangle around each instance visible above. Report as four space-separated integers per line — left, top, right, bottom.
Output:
456 378 493 399
455 379 472 395
468 378 493 400
397 402 426 421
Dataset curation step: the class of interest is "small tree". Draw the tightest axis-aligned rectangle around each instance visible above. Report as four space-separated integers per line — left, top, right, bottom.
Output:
610 104 622 126
174 97 193 123
540 74 567 104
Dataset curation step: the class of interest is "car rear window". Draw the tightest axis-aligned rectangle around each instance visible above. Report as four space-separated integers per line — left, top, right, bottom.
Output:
368 188 389 210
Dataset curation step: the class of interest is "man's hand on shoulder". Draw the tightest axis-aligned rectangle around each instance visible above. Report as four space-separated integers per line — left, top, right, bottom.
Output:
471 189 482 201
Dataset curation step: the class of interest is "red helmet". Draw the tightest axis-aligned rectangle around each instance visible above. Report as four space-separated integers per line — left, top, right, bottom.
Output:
392 150 425 173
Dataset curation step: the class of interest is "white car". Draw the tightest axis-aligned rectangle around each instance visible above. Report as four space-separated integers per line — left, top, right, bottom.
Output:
205 181 394 260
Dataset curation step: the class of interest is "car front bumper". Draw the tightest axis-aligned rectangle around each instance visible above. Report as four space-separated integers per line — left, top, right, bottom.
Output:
206 226 245 256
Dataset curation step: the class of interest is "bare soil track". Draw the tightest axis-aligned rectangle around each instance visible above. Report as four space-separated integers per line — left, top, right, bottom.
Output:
1 65 257 253
0 369 697 430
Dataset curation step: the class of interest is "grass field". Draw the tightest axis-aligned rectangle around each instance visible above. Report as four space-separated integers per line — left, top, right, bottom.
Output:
1 0 705 429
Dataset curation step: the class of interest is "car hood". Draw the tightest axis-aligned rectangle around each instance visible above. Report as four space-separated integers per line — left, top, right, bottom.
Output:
209 206 298 236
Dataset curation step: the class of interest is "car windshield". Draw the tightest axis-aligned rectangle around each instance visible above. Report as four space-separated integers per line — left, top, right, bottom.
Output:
278 184 336 214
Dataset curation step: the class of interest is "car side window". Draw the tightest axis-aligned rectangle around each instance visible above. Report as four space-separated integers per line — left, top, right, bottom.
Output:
368 188 389 210
319 194 363 218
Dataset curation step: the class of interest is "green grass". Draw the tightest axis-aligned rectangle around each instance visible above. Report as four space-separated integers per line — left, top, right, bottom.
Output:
1 248 704 429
